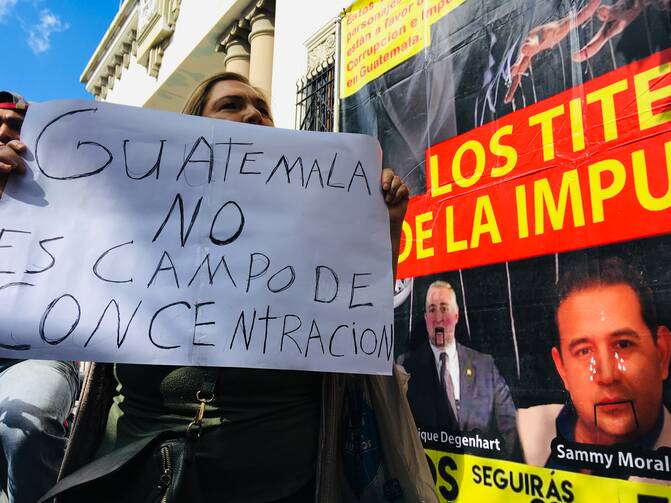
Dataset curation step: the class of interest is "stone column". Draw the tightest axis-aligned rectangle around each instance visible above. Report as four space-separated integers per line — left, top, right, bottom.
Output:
248 9 274 99
223 26 250 78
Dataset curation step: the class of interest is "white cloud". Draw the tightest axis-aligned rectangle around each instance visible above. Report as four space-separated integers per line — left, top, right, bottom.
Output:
26 8 69 54
0 0 18 22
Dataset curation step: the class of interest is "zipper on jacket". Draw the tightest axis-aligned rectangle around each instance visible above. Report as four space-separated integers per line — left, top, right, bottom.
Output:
158 445 172 503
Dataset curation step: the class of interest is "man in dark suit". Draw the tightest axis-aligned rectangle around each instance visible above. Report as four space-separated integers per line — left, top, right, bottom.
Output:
398 281 519 459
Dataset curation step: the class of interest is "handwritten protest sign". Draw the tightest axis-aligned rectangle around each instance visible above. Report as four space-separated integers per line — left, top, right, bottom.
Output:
0 100 394 374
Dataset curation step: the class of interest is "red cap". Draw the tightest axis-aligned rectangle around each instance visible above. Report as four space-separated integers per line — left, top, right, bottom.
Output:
0 91 28 111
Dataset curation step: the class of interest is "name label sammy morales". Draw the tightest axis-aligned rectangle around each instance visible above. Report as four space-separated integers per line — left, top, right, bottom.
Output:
0 100 395 375
554 440 671 475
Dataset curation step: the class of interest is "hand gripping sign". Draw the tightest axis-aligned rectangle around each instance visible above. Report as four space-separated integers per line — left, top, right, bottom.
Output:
0 100 394 374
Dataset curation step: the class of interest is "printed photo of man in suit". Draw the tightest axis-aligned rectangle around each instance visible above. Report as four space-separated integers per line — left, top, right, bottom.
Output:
397 281 519 459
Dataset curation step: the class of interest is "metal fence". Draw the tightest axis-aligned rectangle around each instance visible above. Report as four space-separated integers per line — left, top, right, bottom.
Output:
295 58 335 132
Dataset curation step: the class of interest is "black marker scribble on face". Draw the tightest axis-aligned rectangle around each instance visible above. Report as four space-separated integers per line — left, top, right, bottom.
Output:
593 399 639 429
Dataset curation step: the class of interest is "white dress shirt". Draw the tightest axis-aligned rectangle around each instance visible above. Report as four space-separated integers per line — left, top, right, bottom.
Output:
430 340 460 401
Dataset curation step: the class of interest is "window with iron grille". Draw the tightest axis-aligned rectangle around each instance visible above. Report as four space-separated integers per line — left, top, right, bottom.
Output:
295 57 335 132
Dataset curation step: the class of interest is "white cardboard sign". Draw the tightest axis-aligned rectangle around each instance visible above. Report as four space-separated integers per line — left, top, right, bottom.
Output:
0 100 394 374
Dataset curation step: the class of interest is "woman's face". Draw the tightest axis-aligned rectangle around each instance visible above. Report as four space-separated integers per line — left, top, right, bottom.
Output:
201 79 274 126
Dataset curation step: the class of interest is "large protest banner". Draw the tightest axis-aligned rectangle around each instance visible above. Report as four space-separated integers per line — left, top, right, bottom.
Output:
340 0 671 499
0 100 395 374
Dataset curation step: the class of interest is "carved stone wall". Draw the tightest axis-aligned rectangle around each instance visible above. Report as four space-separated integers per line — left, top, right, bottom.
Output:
83 0 182 99
217 0 275 96
306 28 336 77
136 0 181 75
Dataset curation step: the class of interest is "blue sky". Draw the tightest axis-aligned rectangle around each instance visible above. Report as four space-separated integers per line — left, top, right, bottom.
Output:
0 0 120 102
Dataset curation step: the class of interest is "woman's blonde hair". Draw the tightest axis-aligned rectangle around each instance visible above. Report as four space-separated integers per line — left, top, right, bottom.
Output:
182 72 271 119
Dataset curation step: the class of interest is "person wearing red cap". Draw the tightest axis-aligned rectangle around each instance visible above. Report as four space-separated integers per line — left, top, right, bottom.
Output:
0 90 80 503
0 91 29 188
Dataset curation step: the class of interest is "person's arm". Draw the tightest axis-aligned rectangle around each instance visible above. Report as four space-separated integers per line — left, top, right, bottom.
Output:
573 0 647 62
505 0 601 103
381 168 409 281
505 0 668 103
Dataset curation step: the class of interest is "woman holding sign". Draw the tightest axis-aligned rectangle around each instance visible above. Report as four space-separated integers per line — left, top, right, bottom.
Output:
41 73 436 503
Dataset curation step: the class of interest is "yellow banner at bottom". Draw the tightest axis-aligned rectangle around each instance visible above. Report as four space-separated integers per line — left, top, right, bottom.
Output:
425 450 670 502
